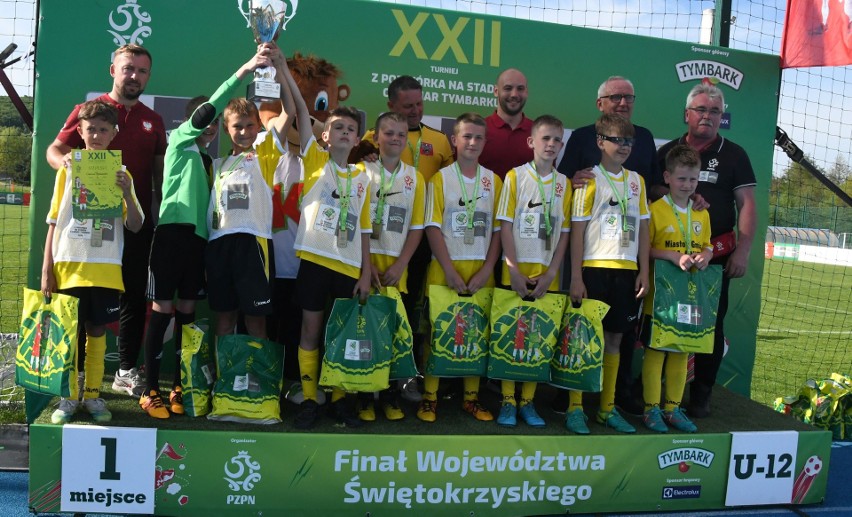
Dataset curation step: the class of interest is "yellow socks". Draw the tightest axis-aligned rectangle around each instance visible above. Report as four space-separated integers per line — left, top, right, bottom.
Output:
665 352 688 412
600 352 620 412
298 347 319 402
642 348 666 409
82 333 106 400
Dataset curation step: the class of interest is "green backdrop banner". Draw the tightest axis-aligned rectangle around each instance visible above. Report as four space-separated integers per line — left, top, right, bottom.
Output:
29 0 778 395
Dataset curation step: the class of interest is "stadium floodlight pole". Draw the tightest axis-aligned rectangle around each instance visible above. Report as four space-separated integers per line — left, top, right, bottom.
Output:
775 126 852 208
0 43 35 131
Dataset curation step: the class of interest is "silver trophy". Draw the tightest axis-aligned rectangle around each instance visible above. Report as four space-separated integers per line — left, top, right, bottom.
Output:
237 0 298 102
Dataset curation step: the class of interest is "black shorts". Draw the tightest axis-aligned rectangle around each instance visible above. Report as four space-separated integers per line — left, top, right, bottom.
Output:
294 259 356 312
147 224 207 301
59 286 120 326
582 267 641 333
205 233 273 316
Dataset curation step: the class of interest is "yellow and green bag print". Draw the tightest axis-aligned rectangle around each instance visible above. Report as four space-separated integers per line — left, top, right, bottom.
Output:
15 288 78 397
487 289 566 382
180 321 215 417
650 260 722 353
550 299 609 392
208 335 283 424
320 295 395 392
426 285 493 378
382 286 419 380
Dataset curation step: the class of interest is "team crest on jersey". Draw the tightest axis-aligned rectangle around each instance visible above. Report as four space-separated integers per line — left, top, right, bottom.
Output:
245 152 255 162
403 175 414 195
708 158 719 171
142 120 153 132
555 182 564 197
420 142 433 156
629 180 639 197
481 177 491 191
692 221 703 235
357 182 365 198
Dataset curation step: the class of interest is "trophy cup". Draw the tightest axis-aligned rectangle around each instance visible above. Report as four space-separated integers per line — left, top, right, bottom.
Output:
238 0 298 102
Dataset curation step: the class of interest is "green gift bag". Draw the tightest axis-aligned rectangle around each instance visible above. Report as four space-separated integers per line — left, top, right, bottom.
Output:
550 299 609 392
382 286 419 380
15 288 78 397
320 295 395 392
487 289 566 382
426 285 493 378
650 261 723 353
180 321 216 417
208 335 283 424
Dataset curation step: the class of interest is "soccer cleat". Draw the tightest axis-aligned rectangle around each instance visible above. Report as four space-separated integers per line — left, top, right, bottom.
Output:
399 377 423 402
518 403 546 428
285 383 327 406
112 368 145 397
76 372 85 401
358 400 376 422
643 406 669 433
139 390 170 419
497 403 517 427
329 399 363 428
565 408 590 435
382 397 405 421
51 398 79 424
416 399 437 423
597 408 636 434
294 400 320 430
665 407 698 433
463 400 494 421
82 397 112 423
169 387 185 415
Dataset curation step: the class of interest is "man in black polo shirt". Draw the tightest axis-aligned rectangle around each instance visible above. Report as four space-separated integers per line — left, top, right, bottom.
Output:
655 83 757 418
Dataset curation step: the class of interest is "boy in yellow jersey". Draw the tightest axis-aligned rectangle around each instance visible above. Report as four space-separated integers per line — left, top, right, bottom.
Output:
418 112 502 423
41 100 144 424
641 145 712 433
286 63 372 429
205 46 294 341
495 115 571 428
358 111 426 422
567 113 650 435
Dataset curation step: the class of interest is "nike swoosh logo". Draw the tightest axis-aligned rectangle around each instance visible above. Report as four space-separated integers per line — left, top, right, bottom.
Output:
527 200 543 209
458 196 485 207
609 198 620 206
332 189 341 199
378 191 402 198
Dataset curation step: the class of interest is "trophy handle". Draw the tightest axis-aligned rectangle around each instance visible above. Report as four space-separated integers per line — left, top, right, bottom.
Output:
280 0 298 31
237 0 252 26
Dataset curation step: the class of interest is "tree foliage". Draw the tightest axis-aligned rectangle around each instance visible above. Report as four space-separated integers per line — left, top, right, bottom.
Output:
0 126 32 184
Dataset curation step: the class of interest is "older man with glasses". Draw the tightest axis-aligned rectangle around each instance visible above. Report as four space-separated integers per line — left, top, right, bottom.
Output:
552 76 660 417
655 83 757 419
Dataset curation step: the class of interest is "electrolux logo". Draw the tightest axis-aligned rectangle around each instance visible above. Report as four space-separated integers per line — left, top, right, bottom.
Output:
662 485 702 499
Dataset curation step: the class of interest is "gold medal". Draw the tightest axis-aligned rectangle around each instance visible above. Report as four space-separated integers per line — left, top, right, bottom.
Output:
91 219 103 247
337 226 348 248
371 221 382 240
545 234 552 251
211 211 220 230
620 229 630 248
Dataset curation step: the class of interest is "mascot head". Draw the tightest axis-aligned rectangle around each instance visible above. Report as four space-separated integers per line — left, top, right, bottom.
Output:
259 52 349 149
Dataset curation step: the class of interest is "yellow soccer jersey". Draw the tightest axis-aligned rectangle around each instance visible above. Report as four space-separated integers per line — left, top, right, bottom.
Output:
572 166 649 270
425 165 502 286
643 196 714 314
363 124 454 182
368 162 426 294
497 164 571 290
47 166 141 291
295 137 371 279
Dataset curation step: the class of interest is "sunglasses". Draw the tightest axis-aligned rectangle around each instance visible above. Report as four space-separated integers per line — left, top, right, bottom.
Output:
598 134 635 147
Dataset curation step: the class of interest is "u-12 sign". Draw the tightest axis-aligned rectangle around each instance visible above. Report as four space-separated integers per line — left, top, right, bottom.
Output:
725 431 798 506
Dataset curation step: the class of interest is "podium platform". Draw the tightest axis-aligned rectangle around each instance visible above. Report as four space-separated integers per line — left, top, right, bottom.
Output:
28 384 831 516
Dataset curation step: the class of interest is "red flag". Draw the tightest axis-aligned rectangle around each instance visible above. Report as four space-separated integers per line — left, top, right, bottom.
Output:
781 0 852 68
157 442 185 461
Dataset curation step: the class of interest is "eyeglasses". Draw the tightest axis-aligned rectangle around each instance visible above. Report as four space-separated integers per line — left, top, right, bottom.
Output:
598 135 635 147
687 107 723 117
599 94 636 103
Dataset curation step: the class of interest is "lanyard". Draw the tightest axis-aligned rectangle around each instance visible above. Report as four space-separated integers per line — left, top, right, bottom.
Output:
373 158 401 225
454 163 481 229
406 130 422 171
333 162 353 231
214 153 247 214
530 162 557 236
598 165 629 231
666 195 693 254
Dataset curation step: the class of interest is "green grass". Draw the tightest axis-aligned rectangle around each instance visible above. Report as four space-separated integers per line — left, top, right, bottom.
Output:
0 204 30 334
752 259 852 406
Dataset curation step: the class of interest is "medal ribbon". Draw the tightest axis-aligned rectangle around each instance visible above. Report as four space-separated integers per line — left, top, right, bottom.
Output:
666 195 693 254
530 162 557 237
454 163 481 230
373 158 402 226
598 165 630 231
407 130 422 171
333 163 353 232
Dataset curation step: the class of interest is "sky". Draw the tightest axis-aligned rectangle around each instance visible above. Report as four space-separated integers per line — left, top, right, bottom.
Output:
1 0 850 176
